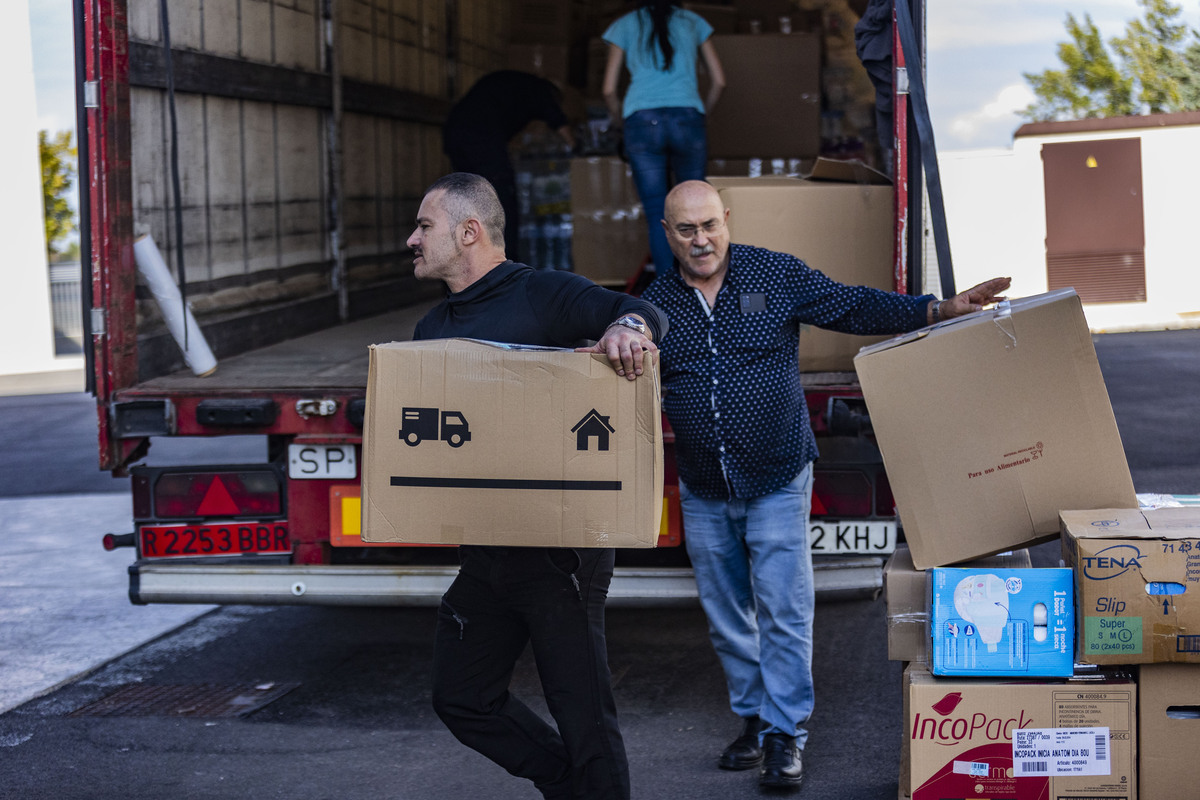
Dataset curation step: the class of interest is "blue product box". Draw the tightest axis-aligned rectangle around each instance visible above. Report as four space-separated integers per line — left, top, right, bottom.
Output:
929 567 1074 677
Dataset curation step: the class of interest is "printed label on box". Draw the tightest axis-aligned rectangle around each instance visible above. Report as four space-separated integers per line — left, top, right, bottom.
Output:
1083 616 1142 656
951 760 990 777
1012 727 1111 777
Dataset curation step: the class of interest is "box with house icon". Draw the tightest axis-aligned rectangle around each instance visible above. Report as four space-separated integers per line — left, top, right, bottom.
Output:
361 338 663 548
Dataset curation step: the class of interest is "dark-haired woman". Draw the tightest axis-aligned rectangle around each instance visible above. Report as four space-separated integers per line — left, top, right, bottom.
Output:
602 1 725 274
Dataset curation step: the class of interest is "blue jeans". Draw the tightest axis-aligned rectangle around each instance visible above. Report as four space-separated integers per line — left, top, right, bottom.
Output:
679 466 815 748
623 107 708 273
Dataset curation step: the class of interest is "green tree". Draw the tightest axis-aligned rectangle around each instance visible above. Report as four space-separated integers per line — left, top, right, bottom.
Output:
1023 13 1134 122
1111 0 1188 113
1021 0 1200 122
39 129 77 260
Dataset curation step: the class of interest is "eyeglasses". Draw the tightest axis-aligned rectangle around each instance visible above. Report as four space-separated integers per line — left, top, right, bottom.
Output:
670 219 725 240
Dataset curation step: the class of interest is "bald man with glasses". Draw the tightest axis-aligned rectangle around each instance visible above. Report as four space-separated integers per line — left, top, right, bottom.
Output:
641 180 1009 791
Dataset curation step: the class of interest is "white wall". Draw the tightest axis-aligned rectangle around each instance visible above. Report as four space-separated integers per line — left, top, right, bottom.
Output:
939 147 1047 301
939 125 1200 332
0 0 83 391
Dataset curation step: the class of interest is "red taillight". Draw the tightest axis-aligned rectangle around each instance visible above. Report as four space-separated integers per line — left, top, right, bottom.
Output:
812 471 872 517
152 471 281 518
876 473 895 517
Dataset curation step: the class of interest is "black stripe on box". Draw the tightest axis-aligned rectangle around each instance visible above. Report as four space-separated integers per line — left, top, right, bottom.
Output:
391 477 622 491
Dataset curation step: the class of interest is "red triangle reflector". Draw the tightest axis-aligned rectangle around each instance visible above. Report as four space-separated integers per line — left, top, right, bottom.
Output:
196 477 240 516
810 492 827 516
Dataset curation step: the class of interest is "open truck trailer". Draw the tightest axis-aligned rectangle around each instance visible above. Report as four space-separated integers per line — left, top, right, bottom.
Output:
79 0 942 605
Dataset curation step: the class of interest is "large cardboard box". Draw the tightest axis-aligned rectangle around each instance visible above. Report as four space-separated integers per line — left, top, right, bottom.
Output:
704 34 821 158
903 664 1137 800
569 156 649 286
1061 507 1200 664
361 339 663 548
1138 663 1200 798
929 567 1075 677
708 173 893 372
884 545 1032 663
855 289 1137 569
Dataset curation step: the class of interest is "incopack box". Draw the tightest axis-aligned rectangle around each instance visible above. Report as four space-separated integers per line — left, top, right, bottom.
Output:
855 289 1137 569
903 664 1137 800
930 567 1075 677
708 172 893 372
884 545 1032 663
1061 507 1200 664
1138 663 1200 798
361 339 663 548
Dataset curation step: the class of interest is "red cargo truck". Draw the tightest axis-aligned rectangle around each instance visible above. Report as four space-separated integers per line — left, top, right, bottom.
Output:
80 0 940 605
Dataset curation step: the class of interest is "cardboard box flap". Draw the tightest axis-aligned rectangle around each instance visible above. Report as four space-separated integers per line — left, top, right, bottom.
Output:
856 288 1082 359
802 157 891 185
1062 507 1200 541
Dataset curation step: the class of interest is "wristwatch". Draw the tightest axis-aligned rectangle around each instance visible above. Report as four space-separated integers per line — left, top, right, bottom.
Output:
607 315 648 336
929 300 943 324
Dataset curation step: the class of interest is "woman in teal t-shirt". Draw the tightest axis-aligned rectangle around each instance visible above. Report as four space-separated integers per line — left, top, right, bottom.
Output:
603 1 725 274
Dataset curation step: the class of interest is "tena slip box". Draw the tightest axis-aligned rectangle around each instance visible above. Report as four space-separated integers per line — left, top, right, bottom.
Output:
930 567 1074 677
1061 506 1200 664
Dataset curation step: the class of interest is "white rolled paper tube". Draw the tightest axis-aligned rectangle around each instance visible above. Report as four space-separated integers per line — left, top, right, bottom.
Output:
133 234 217 376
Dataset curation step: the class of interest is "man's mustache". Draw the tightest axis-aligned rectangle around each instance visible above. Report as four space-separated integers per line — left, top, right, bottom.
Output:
690 244 714 257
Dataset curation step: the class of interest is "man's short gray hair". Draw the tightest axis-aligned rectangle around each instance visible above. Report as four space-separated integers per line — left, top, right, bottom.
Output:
425 173 507 249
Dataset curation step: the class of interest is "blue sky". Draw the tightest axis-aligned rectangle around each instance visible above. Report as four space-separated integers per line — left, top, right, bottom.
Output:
28 0 1166 151
926 0 1153 149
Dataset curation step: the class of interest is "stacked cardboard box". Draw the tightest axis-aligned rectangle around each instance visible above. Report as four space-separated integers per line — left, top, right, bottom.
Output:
855 289 1138 568
903 664 1137 800
864 288 1147 796
1059 506 1200 797
1137 663 1200 797
1061 507 1200 666
709 168 893 372
569 156 648 286
884 545 1033 664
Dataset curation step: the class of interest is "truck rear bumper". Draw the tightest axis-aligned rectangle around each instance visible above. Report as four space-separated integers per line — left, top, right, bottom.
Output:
129 557 883 606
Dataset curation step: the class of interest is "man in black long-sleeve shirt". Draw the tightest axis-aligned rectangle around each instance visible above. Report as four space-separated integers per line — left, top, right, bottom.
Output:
443 71 576 261
407 173 665 800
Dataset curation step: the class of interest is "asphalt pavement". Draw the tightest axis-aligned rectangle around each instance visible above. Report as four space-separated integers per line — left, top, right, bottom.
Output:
1 329 1198 798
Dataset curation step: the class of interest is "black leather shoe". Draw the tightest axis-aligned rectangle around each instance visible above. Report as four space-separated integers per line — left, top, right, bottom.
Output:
759 733 803 790
717 715 764 770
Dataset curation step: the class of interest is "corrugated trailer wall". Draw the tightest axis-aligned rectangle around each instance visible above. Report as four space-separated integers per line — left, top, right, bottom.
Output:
125 0 510 379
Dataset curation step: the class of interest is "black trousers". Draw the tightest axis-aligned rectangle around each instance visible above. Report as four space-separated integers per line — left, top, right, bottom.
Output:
431 545 629 800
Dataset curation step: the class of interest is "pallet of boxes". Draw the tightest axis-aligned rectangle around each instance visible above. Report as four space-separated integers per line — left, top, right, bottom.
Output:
858 288 1200 800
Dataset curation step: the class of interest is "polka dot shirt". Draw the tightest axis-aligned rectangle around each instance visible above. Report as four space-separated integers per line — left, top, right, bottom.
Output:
642 243 934 500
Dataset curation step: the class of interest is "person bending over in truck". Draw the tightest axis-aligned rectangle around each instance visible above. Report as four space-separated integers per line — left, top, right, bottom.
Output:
640 180 1010 792
442 70 575 263
406 172 666 800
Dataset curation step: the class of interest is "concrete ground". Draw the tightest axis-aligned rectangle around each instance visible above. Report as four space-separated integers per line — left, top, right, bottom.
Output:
0 493 214 714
